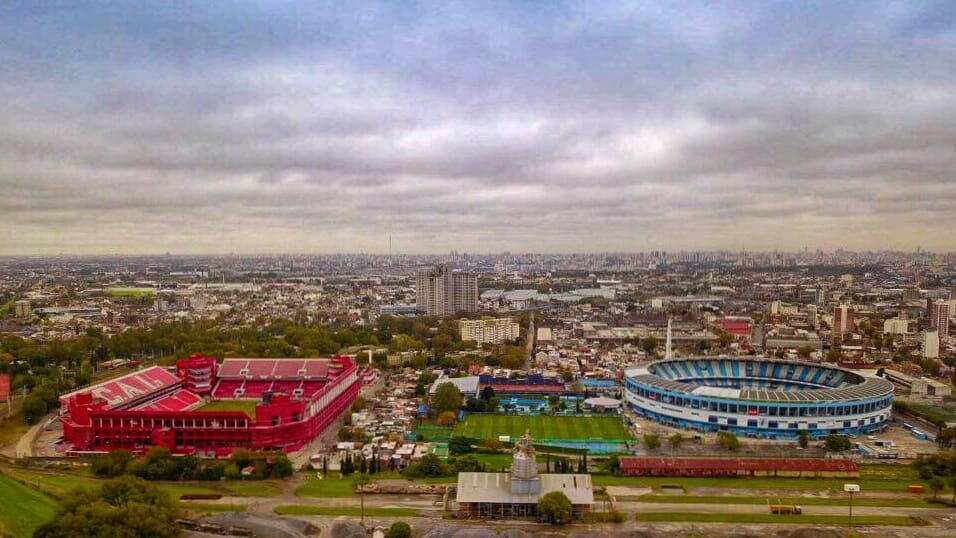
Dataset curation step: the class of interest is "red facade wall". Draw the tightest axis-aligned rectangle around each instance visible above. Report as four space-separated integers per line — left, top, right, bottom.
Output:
61 356 358 456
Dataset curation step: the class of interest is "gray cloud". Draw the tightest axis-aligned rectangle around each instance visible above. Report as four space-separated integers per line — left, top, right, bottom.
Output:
1 1 955 254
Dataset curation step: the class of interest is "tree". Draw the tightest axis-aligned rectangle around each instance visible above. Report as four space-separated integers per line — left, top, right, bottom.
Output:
937 427 956 450
432 382 463 414
91 449 133 477
341 453 355 476
538 491 573 524
929 476 945 500
436 411 457 426
479 385 496 401
824 434 852 452
33 476 181 538
641 336 659 357
643 433 661 450
668 432 684 449
797 346 815 359
601 454 621 475
717 431 740 451
448 436 474 455
825 349 844 363
386 521 412 538
22 394 48 424
949 476 956 503
351 473 371 491
403 454 449 478
798 431 810 449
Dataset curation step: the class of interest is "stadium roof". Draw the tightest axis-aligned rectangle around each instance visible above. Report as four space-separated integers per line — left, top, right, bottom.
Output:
430 375 480 396
59 366 180 409
626 359 895 403
456 472 593 506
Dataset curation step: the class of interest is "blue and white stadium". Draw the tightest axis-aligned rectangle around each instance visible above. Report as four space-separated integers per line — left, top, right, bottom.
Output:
625 358 894 439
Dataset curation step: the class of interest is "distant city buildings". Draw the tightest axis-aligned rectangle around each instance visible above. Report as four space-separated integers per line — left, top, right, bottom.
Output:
416 264 478 317
459 317 520 345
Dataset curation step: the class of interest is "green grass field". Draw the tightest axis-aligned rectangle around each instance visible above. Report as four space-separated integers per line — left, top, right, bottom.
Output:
3 468 223 499
635 512 926 526
198 399 260 417
0 472 56 537
295 476 359 498
454 414 631 441
181 502 248 514
223 483 282 497
274 505 420 517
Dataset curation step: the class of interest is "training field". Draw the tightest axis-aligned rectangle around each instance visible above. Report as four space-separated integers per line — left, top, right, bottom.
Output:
454 414 631 441
0 473 55 537
198 400 260 417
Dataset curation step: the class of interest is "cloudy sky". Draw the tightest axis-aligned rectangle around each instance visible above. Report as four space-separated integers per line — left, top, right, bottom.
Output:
2 1 955 255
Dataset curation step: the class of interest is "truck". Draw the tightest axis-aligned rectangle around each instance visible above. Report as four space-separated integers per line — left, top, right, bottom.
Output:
769 504 802 515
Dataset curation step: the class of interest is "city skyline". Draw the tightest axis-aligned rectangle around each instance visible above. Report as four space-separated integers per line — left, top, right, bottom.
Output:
2 1 956 255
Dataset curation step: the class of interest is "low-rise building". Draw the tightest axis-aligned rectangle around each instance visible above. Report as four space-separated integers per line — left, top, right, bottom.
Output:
460 317 520 345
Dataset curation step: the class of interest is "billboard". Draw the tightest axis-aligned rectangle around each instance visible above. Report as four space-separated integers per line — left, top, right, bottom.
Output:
0 373 9 401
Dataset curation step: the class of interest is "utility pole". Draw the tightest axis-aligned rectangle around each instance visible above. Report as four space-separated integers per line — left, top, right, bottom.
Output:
844 483 859 535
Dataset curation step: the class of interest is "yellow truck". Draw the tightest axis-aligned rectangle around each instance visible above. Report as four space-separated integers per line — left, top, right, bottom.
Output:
769 504 802 515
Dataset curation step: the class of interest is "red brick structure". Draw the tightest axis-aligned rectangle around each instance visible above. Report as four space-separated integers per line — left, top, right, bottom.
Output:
59 354 359 457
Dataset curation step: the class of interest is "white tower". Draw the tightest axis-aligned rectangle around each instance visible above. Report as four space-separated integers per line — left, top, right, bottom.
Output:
664 318 673 359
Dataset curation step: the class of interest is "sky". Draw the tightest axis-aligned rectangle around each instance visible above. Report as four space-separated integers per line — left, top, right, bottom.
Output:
1 1 955 255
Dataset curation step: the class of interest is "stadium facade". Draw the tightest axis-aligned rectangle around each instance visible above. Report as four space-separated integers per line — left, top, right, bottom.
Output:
624 357 894 439
60 354 359 456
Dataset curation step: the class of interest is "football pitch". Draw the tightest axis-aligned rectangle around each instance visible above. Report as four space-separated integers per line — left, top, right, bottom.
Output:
198 400 260 417
454 414 632 441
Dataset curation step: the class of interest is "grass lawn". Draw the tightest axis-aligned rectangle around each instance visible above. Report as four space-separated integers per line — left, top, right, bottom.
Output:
0 413 30 447
274 505 420 517
295 476 359 498
635 512 926 526
198 399 260 417
181 502 248 513
471 452 515 470
3 468 221 499
454 414 631 441
635 495 937 508
0 472 56 537
223 483 282 497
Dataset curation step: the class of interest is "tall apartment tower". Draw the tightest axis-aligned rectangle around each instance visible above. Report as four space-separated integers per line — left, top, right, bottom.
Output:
416 264 478 317
833 304 855 344
928 300 950 338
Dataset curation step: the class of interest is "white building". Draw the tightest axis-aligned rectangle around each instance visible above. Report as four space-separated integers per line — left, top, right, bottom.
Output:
883 317 913 335
460 317 520 345
924 329 940 359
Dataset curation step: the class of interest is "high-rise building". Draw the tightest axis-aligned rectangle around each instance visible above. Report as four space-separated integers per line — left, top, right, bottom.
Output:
928 300 950 339
924 329 940 359
833 304 855 344
416 264 478 317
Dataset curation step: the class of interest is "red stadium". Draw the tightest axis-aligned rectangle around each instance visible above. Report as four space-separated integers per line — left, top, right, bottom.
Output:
59 354 359 457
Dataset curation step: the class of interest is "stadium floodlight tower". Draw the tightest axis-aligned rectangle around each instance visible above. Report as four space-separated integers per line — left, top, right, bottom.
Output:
511 430 541 495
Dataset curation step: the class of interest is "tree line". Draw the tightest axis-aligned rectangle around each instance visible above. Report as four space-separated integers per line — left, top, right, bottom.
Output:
91 446 293 481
